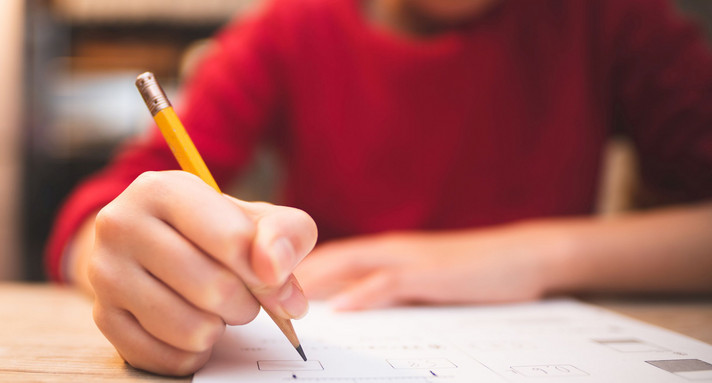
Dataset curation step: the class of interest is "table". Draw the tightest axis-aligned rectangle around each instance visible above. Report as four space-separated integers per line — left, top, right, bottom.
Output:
1 283 711 382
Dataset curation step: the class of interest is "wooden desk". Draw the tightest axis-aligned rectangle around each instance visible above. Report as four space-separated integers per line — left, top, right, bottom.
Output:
1 283 711 382
0 283 187 382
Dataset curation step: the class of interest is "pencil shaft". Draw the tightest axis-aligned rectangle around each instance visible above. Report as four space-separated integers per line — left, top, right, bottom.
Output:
153 107 220 192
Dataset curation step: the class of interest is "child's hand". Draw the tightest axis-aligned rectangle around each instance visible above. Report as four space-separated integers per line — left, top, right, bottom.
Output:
88 171 317 376
295 223 569 310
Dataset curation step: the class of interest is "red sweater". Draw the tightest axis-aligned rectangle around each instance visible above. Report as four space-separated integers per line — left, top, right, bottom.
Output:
47 0 712 281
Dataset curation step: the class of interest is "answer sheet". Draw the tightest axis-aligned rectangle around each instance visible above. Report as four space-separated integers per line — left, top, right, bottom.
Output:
194 300 712 383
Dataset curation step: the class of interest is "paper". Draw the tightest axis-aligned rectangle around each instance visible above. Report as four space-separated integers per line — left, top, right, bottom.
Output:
194 299 712 383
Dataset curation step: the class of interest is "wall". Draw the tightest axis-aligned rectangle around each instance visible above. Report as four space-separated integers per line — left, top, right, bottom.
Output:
0 0 24 280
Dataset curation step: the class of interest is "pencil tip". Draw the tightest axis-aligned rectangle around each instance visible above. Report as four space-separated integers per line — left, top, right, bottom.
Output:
296 345 307 361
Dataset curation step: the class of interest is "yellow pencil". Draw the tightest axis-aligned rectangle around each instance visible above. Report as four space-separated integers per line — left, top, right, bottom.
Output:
135 71 306 362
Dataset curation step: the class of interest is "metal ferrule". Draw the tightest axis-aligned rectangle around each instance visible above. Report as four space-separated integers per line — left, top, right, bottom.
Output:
135 72 171 116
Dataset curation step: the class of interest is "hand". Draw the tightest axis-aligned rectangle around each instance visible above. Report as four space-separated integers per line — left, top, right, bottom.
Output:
295 224 568 310
88 171 317 376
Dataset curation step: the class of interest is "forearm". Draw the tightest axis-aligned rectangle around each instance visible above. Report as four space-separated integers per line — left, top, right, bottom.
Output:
547 201 712 295
296 201 712 309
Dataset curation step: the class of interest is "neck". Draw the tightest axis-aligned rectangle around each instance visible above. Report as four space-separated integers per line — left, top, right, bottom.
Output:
366 0 451 38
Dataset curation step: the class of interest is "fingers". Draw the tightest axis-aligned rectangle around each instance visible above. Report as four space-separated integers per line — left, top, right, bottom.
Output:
126 171 258 284
93 301 212 376
127 171 318 288
329 271 412 311
295 252 363 300
90 170 319 375
122 171 315 317
295 238 391 300
294 236 436 310
127 214 260 326
295 243 400 310
89 250 226 354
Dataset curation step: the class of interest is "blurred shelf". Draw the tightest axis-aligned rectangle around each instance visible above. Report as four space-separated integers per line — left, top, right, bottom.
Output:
51 0 259 25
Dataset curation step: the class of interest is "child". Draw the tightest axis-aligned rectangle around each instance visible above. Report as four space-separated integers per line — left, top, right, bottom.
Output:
48 0 712 376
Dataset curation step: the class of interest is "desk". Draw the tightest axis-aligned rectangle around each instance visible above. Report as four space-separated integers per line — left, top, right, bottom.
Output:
1 283 711 382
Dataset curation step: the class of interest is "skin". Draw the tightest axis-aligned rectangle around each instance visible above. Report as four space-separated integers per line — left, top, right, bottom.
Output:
296 204 712 311
65 0 712 376
367 0 501 37
70 171 317 376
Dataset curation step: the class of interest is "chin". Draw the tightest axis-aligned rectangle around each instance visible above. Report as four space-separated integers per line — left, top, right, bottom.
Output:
409 0 501 23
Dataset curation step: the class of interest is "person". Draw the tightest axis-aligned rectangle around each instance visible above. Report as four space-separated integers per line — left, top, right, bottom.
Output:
47 0 712 376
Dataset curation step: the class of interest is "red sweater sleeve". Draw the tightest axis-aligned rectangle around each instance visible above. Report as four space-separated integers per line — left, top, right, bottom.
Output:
609 0 712 202
45 1 288 282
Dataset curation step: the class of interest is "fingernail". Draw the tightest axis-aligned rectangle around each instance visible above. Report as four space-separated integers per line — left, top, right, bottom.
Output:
279 280 309 319
269 238 295 284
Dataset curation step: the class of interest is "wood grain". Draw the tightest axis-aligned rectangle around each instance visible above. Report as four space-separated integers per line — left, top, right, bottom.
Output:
0 283 190 382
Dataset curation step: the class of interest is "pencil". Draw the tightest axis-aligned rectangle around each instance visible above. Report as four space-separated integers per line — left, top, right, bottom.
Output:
135 71 306 362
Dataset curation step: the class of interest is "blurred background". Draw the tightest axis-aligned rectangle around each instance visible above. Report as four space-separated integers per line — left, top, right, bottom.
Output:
0 0 711 282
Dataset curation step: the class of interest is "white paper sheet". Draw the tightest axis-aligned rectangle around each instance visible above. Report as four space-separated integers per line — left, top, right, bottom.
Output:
194 299 712 383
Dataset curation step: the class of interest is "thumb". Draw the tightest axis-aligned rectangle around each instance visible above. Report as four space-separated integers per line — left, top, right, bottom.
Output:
224 196 318 287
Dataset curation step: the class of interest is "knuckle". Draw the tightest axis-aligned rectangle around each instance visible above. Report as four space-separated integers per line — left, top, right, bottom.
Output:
87 253 118 296
134 170 202 194
94 204 124 237
203 274 242 312
132 171 163 192
182 315 225 352
171 351 212 377
215 214 255 262
251 201 275 210
131 171 183 201
125 350 207 377
91 302 110 332
220 217 255 244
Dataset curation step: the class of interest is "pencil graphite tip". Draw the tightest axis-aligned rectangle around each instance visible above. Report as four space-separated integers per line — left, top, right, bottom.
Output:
296 345 307 361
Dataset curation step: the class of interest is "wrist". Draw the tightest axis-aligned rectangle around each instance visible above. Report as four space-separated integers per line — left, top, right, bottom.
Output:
524 219 586 297
66 213 99 296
